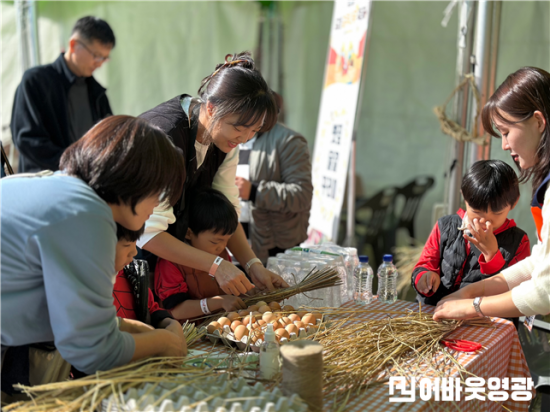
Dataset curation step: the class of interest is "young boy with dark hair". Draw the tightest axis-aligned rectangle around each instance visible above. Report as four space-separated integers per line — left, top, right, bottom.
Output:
113 224 182 332
155 188 247 321
412 160 531 305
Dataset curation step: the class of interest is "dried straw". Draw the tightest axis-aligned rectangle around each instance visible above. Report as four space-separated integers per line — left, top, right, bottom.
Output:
310 307 494 409
243 266 342 306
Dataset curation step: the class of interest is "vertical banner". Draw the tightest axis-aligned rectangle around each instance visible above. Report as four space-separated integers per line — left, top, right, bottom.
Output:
308 0 372 243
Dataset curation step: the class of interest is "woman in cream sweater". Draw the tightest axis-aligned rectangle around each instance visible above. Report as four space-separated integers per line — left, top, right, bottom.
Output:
434 67 550 321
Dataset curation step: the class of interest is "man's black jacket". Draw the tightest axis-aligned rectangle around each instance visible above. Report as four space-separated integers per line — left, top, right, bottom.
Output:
10 54 112 173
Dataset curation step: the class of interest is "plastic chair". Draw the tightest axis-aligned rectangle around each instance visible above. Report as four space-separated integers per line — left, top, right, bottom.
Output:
354 187 398 267
394 176 435 241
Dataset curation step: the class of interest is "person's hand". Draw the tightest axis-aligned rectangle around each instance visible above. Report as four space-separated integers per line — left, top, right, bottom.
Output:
118 317 155 334
215 260 254 296
248 264 289 292
417 271 440 295
235 177 252 200
433 298 478 322
157 329 187 357
464 218 499 262
164 319 188 356
212 295 247 312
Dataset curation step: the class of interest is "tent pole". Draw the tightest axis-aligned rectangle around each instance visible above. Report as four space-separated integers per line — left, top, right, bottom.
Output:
447 0 475 215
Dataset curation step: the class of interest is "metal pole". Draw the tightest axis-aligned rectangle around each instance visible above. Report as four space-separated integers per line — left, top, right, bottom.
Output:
343 0 373 247
483 0 502 160
469 0 493 166
447 0 475 215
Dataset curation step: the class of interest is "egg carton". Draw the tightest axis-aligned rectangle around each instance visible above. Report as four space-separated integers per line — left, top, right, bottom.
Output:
100 375 307 412
201 318 324 353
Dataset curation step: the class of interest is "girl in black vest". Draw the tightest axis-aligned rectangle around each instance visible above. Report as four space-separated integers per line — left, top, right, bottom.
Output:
138 52 288 302
434 67 550 321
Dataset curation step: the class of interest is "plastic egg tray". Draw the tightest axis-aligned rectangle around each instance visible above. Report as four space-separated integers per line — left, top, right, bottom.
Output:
201 316 325 353
100 374 307 412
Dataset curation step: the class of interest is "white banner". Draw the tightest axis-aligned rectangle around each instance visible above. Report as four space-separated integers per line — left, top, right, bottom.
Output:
308 0 372 243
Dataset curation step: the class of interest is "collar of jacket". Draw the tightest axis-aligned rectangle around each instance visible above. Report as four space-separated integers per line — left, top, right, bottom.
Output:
52 53 107 97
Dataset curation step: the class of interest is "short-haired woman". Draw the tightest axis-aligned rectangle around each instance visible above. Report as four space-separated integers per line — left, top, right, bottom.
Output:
1 116 186 379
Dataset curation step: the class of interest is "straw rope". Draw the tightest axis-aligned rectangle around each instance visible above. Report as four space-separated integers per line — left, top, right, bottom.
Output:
434 73 487 146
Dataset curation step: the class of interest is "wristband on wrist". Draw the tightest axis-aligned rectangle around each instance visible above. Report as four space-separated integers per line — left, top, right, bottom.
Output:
200 298 211 315
245 257 262 274
209 256 224 278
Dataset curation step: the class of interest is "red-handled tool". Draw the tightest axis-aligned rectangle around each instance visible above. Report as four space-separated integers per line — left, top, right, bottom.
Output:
441 339 482 352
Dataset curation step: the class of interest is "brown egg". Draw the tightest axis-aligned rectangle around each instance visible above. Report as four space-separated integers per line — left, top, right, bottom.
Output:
251 333 263 344
288 314 301 323
234 324 248 341
252 311 262 318
238 309 251 317
285 324 298 335
242 315 256 326
258 305 271 314
230 320 242 331
311 312 323 321
247 305 259 312
218 317 231 327
270 320 280 329
268 301 282 311
227 312 240 321
294 321 305 329
301 314 316 325
257 319 267 327
279 317 292 326
283 305 295 312
262 312 276 323
207 321 221 334
275 328 290 340
256 301 268 308
297 310 308 318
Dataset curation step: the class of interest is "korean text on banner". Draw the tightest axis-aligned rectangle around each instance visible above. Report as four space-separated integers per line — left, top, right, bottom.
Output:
308 0 371 243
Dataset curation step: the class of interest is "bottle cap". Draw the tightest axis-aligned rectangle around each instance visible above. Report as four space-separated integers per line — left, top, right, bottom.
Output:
359 255 369 263
264 323 276 342
383 254 393 262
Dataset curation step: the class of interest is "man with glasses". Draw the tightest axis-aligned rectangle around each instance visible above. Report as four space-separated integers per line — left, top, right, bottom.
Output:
11 16 115 173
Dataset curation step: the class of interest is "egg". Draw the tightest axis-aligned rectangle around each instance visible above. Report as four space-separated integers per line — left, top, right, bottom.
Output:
218 317 231 327
230 320 242 331
258 305 271 314
312 312 323 321
247 305 260 312
234 325 248 341
270 320 280 329
238 309 251 317
257 319 267 327
285 324 298 335
301 314 316 325
275 328 290 340
262 312 275 323
242 315 256 326
279 317 292 326
252 311 262 318
207 321 221 334
288 314 301 323
283 305 295 312
227 312 240 321
297 310 308 318
294 321 305 329
268 301 282 311
256 301 268 308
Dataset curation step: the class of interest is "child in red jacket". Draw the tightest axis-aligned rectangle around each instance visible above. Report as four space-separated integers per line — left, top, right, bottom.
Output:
412 160 530 305
113 223 181 330
155 188 247 321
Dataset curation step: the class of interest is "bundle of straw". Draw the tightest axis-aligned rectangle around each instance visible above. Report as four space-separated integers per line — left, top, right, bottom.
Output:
243 266 342 306
312 309 493 408
4 353 254 412
182 320 205 347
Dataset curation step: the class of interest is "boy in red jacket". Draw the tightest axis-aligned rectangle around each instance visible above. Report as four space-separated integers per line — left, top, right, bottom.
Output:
412 160 530 306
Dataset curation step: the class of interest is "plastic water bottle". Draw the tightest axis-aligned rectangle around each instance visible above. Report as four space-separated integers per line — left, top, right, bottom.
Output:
377 254 398 304
354 255 373 305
